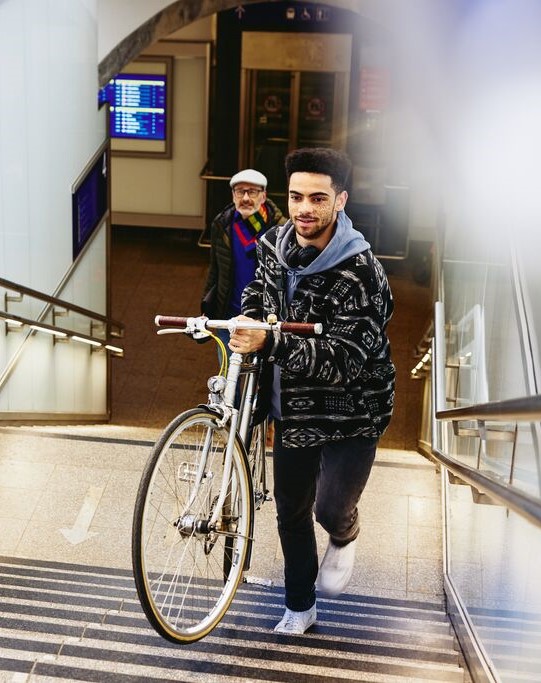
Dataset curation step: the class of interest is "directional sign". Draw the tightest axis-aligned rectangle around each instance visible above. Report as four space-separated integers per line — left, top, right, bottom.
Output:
60 485 104 545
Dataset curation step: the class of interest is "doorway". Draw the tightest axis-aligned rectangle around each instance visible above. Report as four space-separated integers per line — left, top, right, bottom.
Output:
239 32 351 206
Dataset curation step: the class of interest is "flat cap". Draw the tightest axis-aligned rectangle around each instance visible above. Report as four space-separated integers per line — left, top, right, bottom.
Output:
229 169 267 189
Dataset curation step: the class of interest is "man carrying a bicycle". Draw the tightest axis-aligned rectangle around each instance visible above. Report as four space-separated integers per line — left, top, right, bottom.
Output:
229 147 395 634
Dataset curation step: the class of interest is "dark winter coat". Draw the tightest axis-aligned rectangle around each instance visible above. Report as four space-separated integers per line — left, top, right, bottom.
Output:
242 224 395 448
201 199 285 319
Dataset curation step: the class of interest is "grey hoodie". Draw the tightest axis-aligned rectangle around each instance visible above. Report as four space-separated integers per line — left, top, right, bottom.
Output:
275 211 370 304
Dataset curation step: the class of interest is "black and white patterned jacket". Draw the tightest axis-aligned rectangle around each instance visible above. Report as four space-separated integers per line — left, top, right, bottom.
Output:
242 224 395 448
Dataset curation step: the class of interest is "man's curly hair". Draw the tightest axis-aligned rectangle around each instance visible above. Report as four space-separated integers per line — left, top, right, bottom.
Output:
285 147 352 193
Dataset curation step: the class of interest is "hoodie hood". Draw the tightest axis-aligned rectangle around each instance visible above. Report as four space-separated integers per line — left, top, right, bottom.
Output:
275 211 370 301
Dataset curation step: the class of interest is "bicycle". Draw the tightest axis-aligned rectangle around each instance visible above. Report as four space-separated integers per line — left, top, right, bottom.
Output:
131 314 321 644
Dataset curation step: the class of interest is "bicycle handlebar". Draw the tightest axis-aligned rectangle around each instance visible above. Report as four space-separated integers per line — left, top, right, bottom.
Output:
154 315 322 336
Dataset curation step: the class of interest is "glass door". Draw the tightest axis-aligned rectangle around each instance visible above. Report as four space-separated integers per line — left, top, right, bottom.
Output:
241 68 346 206
250 70 292 201
239 32 351 208
297 71 336 147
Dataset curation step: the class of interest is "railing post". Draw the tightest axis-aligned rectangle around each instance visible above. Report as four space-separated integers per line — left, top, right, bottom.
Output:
432 301 447 452
434 301 447 413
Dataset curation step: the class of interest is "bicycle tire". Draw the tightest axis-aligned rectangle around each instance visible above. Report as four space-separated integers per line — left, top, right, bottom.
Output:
132 407 253 644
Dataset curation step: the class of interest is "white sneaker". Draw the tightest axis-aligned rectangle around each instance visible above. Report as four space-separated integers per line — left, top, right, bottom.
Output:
274 605 317 634
317 539 357 596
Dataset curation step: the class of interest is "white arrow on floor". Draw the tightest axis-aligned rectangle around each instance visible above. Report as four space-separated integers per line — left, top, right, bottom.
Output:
60 485 105 545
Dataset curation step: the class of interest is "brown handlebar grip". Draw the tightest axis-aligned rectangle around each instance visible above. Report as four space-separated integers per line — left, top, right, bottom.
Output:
155 315 190 328
280 321 323 335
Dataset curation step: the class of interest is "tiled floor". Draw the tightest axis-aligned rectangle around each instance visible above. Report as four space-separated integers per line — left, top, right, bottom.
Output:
0 425 443 605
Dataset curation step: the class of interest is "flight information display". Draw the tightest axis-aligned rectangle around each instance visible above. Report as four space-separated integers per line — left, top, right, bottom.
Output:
100 73 167 141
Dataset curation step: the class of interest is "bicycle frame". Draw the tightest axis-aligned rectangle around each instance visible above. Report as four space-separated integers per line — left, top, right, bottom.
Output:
202 350 260 529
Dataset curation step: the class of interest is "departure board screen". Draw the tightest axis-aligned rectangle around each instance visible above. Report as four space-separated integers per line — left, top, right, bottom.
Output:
100 74 167 141
72 145 108 259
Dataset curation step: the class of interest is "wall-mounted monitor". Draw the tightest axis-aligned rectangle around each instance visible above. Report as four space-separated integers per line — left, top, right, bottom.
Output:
72 142 109 260
99 73 167 141
99 56 173 158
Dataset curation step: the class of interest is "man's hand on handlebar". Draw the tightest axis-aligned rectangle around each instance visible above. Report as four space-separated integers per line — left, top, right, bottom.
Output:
229 315 267 354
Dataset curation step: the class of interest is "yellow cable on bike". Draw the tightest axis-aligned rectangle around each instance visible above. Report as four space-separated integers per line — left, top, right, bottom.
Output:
206 331 228 376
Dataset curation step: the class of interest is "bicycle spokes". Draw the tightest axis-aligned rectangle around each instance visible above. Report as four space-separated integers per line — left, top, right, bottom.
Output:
132 410 252 643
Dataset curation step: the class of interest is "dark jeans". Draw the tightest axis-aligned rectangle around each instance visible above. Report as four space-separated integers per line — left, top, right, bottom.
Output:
273 420 377 612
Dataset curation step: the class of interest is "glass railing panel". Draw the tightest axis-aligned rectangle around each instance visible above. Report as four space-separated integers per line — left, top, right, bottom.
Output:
443 259 528 406
442 250 541 498
512 425 541 497
445 471 541 681
483 260 531 401
436 213 541 679
516 245 541 393
438 237 541 679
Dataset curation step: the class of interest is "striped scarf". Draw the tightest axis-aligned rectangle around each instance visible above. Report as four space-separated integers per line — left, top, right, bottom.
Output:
232 203 269 254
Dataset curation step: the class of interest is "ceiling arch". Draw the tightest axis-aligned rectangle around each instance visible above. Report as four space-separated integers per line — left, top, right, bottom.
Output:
98 0 397 85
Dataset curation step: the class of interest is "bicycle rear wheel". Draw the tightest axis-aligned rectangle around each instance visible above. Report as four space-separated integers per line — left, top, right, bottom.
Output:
132 408 252 644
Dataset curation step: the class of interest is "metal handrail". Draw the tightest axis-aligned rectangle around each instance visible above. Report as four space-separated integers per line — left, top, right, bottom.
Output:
0 277 125 395
436 395 541 422
0 277 124 337
430 441 541 529
0 311 123 356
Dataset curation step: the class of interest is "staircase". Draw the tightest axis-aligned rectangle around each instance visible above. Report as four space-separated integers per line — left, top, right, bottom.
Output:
0 556 466 682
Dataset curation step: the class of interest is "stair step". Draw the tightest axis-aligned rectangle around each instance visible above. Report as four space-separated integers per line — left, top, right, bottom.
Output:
0 556 465 682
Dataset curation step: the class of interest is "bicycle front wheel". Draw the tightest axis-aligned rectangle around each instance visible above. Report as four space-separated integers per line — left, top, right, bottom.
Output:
132 408 252 644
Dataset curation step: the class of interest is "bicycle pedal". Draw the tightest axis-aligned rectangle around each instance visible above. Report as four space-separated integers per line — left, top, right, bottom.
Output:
244 575 274 587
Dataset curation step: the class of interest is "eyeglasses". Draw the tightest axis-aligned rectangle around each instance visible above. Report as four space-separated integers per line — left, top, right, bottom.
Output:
233 187 263 198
